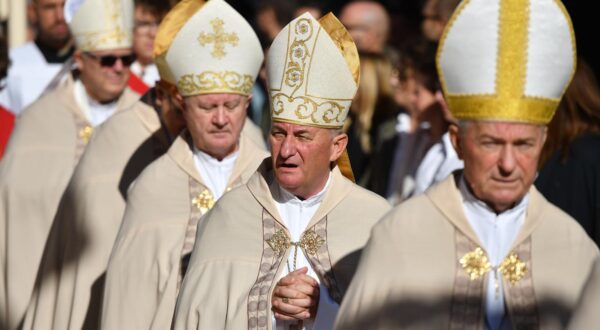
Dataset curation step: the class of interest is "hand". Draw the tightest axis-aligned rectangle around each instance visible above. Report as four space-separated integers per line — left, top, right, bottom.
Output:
271 267 320 321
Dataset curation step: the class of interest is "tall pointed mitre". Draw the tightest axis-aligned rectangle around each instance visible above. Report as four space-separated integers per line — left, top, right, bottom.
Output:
65 0 133 51
158 0 263 97
267 12 360 129
437 0 576 124
153 0 207 86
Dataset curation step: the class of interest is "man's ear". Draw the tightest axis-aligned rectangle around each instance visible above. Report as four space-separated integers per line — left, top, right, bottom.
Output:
73 50 84 70
448 124 463 160
330 133 348 162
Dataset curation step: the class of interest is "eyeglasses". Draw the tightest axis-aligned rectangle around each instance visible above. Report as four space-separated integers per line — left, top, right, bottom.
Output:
83 52 136 67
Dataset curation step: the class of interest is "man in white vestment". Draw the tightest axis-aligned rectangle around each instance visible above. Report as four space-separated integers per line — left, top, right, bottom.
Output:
0 0 137 328
100 1 268 329
335 1 599 329
0 0 74 115
173 11 391 330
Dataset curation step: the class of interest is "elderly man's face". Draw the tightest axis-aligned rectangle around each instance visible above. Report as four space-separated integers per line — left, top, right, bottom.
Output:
183 93 249 160
270 123 347 199
450 121 546 213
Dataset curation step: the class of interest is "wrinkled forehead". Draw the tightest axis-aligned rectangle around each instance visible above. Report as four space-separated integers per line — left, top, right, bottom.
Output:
184 93 249 105
461 120 546 139
271 121 327 134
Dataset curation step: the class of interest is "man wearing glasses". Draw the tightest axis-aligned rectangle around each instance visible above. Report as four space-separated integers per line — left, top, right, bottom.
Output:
128 0 173 93
0 0 138 329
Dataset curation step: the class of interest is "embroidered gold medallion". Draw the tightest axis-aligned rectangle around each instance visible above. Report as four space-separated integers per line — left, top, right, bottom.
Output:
266 229 290 256
191 189 215 213
460 247 492 280
198 18 239 59
78 126 94 143
299 230 325 256
499 253 528 285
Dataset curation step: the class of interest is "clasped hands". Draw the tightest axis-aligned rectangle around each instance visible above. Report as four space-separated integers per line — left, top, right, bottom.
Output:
271 267 320 322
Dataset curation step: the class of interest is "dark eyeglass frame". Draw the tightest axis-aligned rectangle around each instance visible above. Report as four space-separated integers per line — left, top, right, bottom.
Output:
83 52 136 67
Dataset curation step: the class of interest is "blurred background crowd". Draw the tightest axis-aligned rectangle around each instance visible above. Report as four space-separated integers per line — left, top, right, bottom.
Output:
0 0 598 245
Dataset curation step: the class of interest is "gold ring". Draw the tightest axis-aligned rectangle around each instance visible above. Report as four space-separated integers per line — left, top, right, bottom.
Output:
282 297 289 304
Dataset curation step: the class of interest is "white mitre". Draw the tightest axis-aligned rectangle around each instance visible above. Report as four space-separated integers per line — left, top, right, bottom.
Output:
267 13 360 129
161 0 263 97
65 0 133 52
437 0 576 124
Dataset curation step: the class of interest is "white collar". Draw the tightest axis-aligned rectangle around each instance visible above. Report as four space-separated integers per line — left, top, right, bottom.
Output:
272 172 332 207
193 145 239 166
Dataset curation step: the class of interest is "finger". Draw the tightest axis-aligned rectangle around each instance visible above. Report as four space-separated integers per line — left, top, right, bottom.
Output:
272 298 309 315
273 285 318 300
278 272 318 288
273 311 310 321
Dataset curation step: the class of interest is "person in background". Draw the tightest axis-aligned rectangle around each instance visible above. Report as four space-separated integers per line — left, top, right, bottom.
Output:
421 0 461 42
0 0 138 328
294 0 322 19
128 0 174 94
345 52 398 184
0 0 74 115
339 0 389 54
536 57 600 246
22 11 188 329
101 1 268 328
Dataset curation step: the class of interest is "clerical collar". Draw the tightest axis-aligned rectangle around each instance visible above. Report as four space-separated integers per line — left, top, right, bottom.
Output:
193 145 239 165
459 175 529 217
73 80 119 126
34 38 74 64
272 172 332 207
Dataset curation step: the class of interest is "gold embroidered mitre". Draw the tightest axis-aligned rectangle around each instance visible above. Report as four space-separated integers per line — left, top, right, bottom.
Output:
436 0 576 124
153 0 206 85
65 0 133 51
160 0 263 97
267 12 360 129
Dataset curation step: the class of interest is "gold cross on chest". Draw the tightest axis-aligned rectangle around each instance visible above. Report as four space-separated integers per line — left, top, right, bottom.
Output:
198 18 239 59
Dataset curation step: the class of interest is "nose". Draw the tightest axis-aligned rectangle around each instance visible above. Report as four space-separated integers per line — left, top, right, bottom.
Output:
212 107 228 127
498 145 517 176
112 58 125 72
279 134 297 159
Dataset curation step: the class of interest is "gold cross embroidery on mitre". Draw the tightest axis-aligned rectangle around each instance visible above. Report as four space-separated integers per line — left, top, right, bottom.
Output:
266 229 325 271
192 189 215 213
198 18 239 59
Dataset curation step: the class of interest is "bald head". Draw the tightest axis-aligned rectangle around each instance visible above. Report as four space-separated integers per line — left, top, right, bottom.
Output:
340 1 390 53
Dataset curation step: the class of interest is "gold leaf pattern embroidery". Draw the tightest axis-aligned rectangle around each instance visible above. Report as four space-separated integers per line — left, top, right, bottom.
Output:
460 247 491 280
78 126 94 143
191 189 215 213
77 0 128 50
460 248 528 285
299 230 325 256
499 253 528 285
177 71 253 96
198 18 239 60
265 228 325 257
266 229 290 256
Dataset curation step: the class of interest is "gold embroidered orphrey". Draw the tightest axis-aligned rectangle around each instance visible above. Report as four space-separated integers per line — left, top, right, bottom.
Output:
198 18 239 60
460 247 528 285
78 126 94 143
192 189 215 213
